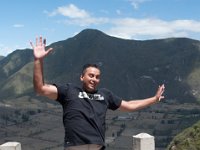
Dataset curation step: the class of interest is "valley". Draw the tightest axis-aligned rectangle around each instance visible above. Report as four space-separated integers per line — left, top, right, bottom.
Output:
0 97 200 150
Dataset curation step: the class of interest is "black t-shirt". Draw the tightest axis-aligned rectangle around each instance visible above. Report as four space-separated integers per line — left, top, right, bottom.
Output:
54 83 122 148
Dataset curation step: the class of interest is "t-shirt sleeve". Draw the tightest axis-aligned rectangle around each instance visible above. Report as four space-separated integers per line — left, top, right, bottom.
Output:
53 83 69 105
103 88 122 110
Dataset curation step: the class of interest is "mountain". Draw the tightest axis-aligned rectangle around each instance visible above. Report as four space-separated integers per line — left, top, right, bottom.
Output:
1 29 200 149
0 55 4 61
1 29 200 103
0 49 33 98
167 120 200 150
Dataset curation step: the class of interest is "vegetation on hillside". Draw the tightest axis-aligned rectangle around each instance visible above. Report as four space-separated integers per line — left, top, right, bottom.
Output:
167 120 200 150
0 29 200 103
1 29 200 149
0 55 4 61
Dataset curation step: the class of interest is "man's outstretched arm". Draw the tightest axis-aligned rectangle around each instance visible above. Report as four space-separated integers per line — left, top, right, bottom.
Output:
119 84 165 112
30 36 58 100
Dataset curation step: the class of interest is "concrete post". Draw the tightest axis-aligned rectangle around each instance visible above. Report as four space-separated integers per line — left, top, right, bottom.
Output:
132 133 155 150
0 142 21 150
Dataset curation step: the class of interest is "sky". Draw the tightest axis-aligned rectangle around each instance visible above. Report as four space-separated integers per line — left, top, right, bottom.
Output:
1 0 200 56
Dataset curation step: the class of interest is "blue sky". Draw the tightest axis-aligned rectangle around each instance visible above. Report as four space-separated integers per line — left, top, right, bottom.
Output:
1 0 200 56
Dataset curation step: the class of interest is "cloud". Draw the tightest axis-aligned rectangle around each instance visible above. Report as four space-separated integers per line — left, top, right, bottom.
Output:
48 4 89 19
46 3 200 40
0 42 27 56
106 18 200 40
0 44 14 56
116 10 122 15
12 24 24 28
62 17 109 27
47 4 109 26
128 0 151 9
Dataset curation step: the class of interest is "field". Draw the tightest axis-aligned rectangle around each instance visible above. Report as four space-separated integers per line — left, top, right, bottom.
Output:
1 97 200 150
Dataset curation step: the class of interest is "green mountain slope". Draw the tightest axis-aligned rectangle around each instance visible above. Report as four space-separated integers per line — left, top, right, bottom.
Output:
0 50 33 98
0 55 4 61
52 30 200 102
167 120 200 150
0 29 200 102
1 29 200 149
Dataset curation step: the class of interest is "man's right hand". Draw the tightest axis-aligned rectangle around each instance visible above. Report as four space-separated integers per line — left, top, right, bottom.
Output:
30 36 53 60
31 36 58 100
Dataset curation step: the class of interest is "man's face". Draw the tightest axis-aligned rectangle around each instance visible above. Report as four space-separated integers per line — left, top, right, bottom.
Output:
80 67 100 92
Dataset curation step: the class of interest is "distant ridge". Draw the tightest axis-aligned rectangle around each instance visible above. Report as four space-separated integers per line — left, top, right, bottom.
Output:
1 29 200 150
0 29 200 104
0 55 4 61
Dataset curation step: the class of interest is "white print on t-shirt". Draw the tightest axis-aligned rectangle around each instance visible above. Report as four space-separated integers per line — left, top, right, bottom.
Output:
78 92 104 101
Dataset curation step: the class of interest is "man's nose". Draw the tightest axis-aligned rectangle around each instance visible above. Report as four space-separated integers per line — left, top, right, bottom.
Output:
92 77 98 82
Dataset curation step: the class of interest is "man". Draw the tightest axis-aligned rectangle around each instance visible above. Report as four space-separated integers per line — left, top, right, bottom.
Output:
30 36 165 150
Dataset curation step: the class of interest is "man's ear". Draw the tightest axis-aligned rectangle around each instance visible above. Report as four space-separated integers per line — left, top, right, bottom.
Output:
80 75 83 81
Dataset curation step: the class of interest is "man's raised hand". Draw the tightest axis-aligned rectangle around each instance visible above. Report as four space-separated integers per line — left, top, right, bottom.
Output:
30 36 53 60
155 84 165 102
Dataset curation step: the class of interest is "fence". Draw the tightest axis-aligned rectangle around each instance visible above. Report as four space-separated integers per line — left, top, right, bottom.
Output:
0 133 155 150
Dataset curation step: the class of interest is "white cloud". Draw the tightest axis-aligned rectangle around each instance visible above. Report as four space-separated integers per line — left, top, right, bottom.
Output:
48 4 89 19
100 9 109 14
172 20 200 32
48 4 109 26
106 18 200 40
13 24 24 28
116 10 122 15
128 0 151 9
46 3 200 40
0 43 25 56
0 44 13 56
62 17 109 26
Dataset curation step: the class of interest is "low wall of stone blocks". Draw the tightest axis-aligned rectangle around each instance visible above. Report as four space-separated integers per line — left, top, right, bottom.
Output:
0 133 155 150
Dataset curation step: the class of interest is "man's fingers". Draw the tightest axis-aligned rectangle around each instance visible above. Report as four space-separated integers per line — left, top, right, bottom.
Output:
40 36 43 46
46 48 53 55
159 84 165 91
31 36 47 47
43 39 46 45
156 84 165 102
47 47 53 51
36 37 38 46
158 96 164 101
30 41 34 49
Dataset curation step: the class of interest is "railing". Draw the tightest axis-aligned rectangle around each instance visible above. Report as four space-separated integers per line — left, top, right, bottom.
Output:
0 142 21 150
132 133 155 150
0 133 155 150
